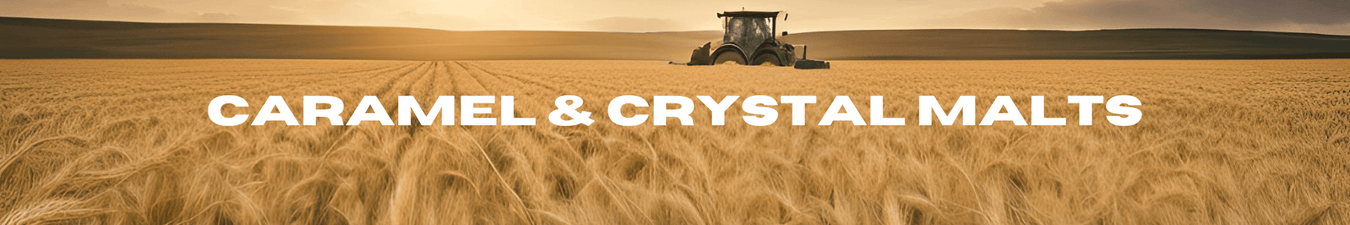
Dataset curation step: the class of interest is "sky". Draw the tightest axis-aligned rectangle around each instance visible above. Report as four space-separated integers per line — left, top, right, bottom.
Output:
3 0 1348 35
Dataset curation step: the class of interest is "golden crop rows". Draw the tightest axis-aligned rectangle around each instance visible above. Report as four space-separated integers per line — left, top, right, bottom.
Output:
0 59 1347 224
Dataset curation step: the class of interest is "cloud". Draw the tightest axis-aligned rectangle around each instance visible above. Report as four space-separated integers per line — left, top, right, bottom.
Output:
936 0 1350 34
0 0 310 24
197 13 243 23
394 11 484 30
571 17 694 32
0 0 173 21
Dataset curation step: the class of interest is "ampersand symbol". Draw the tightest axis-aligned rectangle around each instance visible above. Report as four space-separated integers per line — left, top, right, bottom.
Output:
549 95 594 126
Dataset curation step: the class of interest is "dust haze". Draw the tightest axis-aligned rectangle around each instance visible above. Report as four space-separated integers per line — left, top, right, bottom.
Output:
2 0 1348 35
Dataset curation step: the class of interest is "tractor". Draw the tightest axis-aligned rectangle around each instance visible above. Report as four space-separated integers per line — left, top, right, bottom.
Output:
687 11 829 69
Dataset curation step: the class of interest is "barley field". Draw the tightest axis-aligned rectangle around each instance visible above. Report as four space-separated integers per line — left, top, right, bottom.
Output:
1 59 1347 224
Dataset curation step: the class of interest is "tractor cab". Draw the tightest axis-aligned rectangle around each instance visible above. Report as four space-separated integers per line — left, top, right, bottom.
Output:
720 11 781 61
688 11 796 66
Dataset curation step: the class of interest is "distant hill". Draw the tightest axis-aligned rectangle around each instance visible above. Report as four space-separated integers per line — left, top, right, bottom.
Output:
3 16 1349 60
0 17 718 61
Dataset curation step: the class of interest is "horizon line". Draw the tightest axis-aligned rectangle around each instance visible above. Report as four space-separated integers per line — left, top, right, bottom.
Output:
3 15 1348 37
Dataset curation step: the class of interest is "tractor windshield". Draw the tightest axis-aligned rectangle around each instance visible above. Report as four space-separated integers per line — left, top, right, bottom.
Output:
723 17 773 52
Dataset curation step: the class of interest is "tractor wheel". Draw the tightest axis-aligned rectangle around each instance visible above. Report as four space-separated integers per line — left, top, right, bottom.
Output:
752 54 781 66
713 51 746 65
